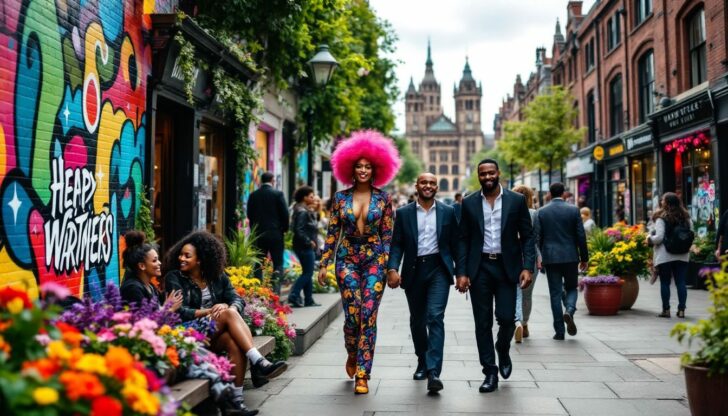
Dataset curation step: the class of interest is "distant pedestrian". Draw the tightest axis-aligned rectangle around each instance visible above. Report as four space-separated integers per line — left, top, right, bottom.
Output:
511 185 540 343
453 192 463 222
288 186 321 308
536 182 588 341
246 172 289 292
580 207 597 234
647 192 693 318
715 208 728 259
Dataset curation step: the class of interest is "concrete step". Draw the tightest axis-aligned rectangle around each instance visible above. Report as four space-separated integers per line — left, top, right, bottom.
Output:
287 293 343 356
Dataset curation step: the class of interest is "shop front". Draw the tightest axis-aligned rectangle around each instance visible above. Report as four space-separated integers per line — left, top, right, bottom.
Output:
651 88 717 233
624 127 657 225
565 153 594 209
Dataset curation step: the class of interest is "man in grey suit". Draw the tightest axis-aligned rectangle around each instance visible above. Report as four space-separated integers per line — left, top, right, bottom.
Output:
387 173 464 393
536 182 588 340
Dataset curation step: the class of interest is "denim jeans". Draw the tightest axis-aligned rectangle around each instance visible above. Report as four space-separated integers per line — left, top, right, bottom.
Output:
291 248 315 304
545 262 578 336
515 272 537 324
657 260 688 311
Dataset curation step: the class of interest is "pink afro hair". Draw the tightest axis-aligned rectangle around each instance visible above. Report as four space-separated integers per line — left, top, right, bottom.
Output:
331 130 402 188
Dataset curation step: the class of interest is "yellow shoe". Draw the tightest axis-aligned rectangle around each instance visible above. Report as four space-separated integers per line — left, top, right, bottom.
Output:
354 377 368 394
346 354 356 379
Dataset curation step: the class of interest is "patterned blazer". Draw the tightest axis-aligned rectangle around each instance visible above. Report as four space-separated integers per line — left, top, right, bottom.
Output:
320 187 394 268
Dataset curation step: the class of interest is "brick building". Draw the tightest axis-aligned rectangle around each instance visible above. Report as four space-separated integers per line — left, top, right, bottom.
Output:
405 42 486 198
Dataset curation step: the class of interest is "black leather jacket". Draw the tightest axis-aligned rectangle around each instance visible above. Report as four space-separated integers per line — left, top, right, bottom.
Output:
164 270 245 322
292 203 319 251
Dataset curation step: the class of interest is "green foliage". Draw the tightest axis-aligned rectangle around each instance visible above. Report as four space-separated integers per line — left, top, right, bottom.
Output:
225 227 262 268
264 319 294 362
587 228 614 254
135 186 155 242
671 262 728 375
466 146 515 191
394 137 423 185
499 86 585 175
691 231 717 263
173 31 198 103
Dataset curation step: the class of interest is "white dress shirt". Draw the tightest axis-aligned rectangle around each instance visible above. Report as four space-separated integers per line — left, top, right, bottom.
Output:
481 186 503 254
416 200 439 256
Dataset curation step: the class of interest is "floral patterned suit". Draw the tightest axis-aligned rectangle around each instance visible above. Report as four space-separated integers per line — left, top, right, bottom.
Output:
321 187 394 379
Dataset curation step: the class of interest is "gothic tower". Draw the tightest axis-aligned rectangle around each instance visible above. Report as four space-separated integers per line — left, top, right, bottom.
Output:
454 57 482 133
419 40 442 127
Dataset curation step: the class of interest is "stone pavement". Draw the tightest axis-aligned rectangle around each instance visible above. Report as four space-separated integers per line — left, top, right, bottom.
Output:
247 274 711 415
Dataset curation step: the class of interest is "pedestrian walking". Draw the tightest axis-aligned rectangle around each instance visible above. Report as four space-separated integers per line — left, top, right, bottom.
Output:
647 192 693 318
510 185 540 343
456 159 535 393
453 192 463 222
535 182 588 341
246 172 289 293
580 207 597 234
288 186 321 308
317 130 400 394
386 172 464 393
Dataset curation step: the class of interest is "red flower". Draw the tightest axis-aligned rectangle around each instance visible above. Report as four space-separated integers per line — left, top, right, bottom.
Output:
90 396 122 416
137 364 163 392
0 287 32 309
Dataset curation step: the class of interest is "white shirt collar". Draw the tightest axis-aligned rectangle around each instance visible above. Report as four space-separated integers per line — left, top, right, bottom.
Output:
416 199 437 212
481 185 503 200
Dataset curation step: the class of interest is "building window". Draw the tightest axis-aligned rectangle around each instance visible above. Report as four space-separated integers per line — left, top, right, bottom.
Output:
634 0 652 26
453 178 459 191
688 7 707 87
439 179 449 192
606 15 621 51
412 142 419 154
439 165 448 175
452 165 459 175
429 152 436 162
638 50 655 123
429 165 436 174
452 151 459 161
466 100 473 110
586 90 596 143
467 140 476 154
585 38 595 72
440 151 448 162
609 75 623 136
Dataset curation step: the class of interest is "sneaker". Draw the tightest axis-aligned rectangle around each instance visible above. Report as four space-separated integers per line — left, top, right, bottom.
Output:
514 322 523 343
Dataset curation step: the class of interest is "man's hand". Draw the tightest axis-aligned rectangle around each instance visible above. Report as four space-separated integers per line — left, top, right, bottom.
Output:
455 276 470 293
519 269 533 289
386 270 401 289
578 262 588 272
317 267 328 286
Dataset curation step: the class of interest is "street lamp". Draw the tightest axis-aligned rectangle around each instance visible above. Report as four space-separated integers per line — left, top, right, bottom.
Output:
305 45 338 186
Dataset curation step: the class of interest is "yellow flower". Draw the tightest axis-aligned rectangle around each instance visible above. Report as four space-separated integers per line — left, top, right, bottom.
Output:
47 341 71 361
7 297 24 314
33 387 59 405
123 384 160 415
74 353 108 375
126 368 148 389
158 325 172 335
374 282 383 292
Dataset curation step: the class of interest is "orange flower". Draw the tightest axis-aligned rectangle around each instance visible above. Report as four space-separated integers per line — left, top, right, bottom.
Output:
59 371 105 400
166 346 180 367
22 358 60 380
56 322 83 348
0 320 11 332
105 346 134 381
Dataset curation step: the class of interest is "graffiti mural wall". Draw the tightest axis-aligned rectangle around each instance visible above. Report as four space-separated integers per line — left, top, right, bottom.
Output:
0 0 151 299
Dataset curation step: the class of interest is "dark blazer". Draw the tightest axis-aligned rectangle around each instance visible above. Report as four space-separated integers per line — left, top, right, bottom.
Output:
120 274 161 307
164 270 245 322
292 203 319 251
247 184 289 239
459 188 536 283
387 201 465 289
536 198 588 265
453 202 462 223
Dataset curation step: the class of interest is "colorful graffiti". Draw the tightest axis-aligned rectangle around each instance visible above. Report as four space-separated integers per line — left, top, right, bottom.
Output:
0 0 150 299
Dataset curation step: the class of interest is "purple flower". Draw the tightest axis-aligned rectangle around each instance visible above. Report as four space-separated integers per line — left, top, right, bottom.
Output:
578 275 622 291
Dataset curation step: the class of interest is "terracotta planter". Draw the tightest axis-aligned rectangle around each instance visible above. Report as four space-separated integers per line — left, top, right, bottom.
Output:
684 364 728 416
619 273 639 310
583 283 622 316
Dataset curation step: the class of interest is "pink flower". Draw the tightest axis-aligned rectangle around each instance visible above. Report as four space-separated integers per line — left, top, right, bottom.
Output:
97 328 117 342
253 317 264 327
112 312 132 323
35 334 52 346
40 282 70 300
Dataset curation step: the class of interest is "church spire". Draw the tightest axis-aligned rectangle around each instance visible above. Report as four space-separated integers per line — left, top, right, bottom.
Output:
422 39 437 83
426 38 433 67
554 18 565 43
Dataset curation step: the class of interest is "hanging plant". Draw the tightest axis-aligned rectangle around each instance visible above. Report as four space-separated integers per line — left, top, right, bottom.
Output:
664 130 710 153
173 31 198 104
135 185 156 242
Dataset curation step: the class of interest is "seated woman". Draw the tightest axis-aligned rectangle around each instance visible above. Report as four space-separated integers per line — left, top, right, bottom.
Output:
164 230 287 412
121 230 258 416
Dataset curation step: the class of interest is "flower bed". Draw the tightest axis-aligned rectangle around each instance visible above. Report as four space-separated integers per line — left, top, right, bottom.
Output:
587 225 651 278
579 275 624 316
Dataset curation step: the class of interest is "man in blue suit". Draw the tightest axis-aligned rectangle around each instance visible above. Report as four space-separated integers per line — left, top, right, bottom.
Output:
387 172 465 393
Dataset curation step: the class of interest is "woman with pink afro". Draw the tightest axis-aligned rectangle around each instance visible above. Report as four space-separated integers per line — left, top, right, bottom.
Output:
317 130 401 394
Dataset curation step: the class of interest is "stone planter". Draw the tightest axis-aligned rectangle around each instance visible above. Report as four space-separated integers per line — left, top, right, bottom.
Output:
583 283 622 316
619 273 639 310
684 364 728 416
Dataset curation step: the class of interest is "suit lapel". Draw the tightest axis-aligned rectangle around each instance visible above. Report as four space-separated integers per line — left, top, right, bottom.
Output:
407 203 418 244
436 202 443 241
474 194 485 236
500 188 511 230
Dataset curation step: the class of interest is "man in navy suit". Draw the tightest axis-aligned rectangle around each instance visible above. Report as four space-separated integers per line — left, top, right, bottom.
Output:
536 182 588 340
457 159 535 393
387 172 465 393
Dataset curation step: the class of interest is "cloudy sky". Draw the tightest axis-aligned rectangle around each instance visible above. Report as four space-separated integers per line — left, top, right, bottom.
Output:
369 0 597 135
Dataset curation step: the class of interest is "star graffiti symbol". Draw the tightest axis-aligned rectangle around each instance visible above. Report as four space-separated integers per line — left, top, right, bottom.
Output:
8 183 22 225
63 105 71 124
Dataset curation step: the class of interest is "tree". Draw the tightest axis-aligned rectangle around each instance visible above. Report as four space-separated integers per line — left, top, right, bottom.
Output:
394 137 423 186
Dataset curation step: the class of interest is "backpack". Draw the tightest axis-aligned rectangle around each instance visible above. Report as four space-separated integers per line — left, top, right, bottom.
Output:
663 219 694 254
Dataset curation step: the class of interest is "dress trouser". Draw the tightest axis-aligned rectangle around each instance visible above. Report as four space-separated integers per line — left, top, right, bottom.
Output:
544 262 579 336
404 254 450 376
470 254 517 376
336 238 386 379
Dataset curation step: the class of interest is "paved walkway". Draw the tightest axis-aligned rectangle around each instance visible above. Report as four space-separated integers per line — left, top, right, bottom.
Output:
247 274 710 415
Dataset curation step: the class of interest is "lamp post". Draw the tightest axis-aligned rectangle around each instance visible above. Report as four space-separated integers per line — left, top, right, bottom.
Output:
305 44 338 186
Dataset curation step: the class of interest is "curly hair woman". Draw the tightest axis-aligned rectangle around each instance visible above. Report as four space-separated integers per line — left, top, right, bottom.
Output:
164 230 287 415
317 130 401 394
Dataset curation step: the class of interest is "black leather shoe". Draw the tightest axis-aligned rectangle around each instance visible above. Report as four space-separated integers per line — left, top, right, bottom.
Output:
220 398 259 416
553 333 565 340
479 374 498 393
304 301 322 307
287 297 303 308
427 372 443 393
563 313 577 336
413 363 427 380
252 359 288 380
249 365 269 388
497 350 512 379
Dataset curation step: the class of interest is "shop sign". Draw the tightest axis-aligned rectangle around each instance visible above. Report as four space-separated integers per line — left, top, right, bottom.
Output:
162 42 215 104
608 143 624 157
625 132 652 151
566 156 594 178
656 93 712 135
593 145 605 161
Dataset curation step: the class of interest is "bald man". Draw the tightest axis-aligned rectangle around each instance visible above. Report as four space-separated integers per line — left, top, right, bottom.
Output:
386 173 465 393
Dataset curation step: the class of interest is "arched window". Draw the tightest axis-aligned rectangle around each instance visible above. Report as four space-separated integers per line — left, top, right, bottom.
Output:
439 179 449 192
429 165 436 174
439 165 448 175
453 178 459 191
637 50 654 123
